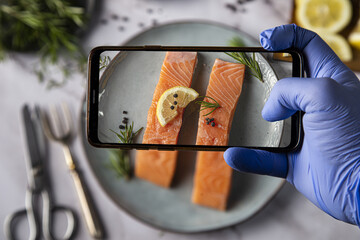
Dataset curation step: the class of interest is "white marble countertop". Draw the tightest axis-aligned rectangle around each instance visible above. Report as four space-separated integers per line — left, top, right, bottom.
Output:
1 0 360 239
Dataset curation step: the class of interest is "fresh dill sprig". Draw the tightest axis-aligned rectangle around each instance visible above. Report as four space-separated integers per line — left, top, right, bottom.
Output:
99 55 111 70
225 52 263 82
110 121 143 144
195 96 221 116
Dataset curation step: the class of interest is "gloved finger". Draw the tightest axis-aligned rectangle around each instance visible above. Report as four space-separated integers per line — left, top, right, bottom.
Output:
224 147 287 178
262 77 339 121
259 24 357 87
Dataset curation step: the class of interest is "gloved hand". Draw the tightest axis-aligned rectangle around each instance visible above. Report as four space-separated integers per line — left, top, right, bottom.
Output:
224 24 360 226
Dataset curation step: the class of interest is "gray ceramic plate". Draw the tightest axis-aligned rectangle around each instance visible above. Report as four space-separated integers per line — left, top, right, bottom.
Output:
80 21 285 233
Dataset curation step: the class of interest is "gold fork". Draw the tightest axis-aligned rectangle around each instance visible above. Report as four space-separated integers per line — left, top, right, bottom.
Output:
41 103 104 239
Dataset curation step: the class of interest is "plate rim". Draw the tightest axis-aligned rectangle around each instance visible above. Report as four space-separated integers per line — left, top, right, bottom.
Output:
80 20 285 233
120 19 261 47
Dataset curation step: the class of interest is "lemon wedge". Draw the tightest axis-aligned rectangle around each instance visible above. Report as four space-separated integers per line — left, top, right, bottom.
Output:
296 0 352 33
321 33 353 62
156 86 199 127
348 18 360 50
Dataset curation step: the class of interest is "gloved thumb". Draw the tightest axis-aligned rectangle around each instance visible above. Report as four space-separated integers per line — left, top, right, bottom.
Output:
224 147 287 178
262 77 337 121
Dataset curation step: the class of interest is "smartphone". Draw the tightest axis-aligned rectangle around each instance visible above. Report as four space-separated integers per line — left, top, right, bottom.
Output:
87 46 303 152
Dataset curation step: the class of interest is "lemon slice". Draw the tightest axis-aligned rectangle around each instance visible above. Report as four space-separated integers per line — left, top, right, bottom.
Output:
156 86 199 127
348 17 360 50
296 0 352 33
349 32 360 50
321 33 353 62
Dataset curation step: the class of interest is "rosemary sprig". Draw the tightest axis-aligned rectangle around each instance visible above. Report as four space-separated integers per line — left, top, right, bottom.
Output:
0 0 87 88
227 36 263 83
225 52 263 82
99 55 111 70
195 96 221 116
228 36 246 47
110 121 143 144
108 121 143 180
108 149 131 180
0 0 85 59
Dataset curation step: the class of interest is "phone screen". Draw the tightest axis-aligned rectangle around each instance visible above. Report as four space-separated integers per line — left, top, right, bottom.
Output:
87 47 302 151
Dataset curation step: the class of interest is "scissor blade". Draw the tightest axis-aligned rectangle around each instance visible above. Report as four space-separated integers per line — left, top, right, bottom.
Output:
21 105 46 189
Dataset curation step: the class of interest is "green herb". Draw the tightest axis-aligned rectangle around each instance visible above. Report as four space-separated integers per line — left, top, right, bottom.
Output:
108 149 131 180
108 122 143 180
228 36 246 47
110 121 143 144
0 0 87 88
99 55 111 70
227 36 263 82
196 96 221 116
225 52 263 82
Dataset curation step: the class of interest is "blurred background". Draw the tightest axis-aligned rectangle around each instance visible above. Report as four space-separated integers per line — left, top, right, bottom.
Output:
1 0 360 239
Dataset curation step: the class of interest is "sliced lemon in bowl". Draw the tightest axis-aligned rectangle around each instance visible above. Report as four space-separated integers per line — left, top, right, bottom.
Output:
320 33 353 62
349 32 360 51
156 86 199 127
296 0 352 33
348 17 360 51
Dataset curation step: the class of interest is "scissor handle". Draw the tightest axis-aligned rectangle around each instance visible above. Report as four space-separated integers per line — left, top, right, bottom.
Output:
4 189 77 240
4 189 40 240
4 209 35 240
41 190 77 240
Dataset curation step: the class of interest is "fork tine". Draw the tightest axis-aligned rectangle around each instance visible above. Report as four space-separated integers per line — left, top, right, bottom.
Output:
60 103 72 135
54 104 72 141
39 107 57 141
39 104 73 142
51 105 65 138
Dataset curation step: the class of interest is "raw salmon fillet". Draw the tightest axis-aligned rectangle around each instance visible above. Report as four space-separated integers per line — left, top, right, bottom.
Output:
135 52 197 188
192 58 245 210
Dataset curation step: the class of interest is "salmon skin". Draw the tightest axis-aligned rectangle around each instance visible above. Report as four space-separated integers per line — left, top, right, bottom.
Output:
135 52 197 188
192 58 245 210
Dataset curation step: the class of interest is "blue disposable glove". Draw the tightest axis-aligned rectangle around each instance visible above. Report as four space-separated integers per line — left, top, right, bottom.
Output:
224 24 360 226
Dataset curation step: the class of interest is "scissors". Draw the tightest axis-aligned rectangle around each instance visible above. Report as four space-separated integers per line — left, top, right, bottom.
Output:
4 105 77 240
